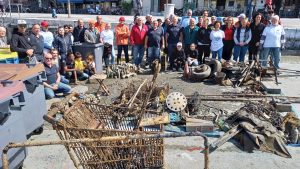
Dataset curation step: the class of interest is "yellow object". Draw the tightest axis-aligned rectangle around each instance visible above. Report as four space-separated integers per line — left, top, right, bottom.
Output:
0 48 18 60
159 90 167 103
75 59 85 71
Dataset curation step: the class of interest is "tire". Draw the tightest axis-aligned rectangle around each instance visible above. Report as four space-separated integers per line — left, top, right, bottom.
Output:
190 64 211 81
208 59 222 77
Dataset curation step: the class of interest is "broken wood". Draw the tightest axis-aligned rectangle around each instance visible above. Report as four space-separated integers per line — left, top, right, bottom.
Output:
209 125 242 153
127 79 147 108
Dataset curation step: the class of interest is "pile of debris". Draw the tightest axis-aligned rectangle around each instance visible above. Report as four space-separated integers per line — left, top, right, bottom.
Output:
106 63 137 79
184 59 278 88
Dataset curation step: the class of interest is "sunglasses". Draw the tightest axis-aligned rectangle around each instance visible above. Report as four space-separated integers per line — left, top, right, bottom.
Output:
18 24 27 28
45 57 53 60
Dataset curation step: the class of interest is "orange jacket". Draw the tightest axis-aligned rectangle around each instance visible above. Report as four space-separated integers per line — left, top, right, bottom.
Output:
115 23 130 45
95 22 106 33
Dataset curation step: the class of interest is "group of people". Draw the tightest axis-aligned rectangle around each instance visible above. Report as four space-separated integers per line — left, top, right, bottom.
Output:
3 8 285 99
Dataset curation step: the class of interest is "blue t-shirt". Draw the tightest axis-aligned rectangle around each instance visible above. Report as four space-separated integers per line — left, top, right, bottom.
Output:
166 24 181 44
147 27 164 47
44 63 58 84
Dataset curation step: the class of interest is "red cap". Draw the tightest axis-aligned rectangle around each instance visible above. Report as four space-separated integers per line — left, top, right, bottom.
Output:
41 20 49 27
119 17 125 22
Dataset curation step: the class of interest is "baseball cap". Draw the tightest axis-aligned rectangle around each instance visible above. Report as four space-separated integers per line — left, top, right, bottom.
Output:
238 13 246 19
177 42 182 46
41 20 49 27
119 16 125 22
146 14 153 17
17 20 27 25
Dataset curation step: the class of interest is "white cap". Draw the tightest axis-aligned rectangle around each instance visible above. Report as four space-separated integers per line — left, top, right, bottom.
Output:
238 13 246 19
17 20 27 25
146 14 152 17
177 42 182 46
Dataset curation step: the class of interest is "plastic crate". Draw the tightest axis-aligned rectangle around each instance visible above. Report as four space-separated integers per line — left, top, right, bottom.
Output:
0 57 19 64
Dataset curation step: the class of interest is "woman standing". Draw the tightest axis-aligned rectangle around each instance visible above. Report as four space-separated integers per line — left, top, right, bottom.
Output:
248 14 265 63
221 17 235 61
197 20 211 64
100 23 115 65
233 18 252 63
260 15 285 69
53 26 72 61
210 21 225 61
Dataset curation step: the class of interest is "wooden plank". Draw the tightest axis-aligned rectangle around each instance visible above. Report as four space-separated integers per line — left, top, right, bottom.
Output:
260 81 281 94
139 114 170 127
275 103 292 112
185 118 214 132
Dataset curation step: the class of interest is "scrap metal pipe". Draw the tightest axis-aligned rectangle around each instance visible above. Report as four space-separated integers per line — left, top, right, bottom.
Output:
2 132 209 169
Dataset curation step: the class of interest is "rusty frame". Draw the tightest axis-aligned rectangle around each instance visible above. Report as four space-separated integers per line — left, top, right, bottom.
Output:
2 132 209 169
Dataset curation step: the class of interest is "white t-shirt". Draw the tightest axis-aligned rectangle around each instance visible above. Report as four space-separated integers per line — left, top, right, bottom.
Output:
262 24 285 48
210 30 225 51
100 29 114 45
40 31 54 49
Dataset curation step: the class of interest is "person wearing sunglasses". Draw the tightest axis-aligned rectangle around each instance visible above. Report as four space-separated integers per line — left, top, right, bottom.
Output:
10 20 35 63
43 53 71 99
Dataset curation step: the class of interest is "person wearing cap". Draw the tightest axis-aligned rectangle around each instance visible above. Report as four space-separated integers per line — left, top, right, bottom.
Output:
73 19 86 43
10 20 35 63
29 24 45 62
0 26 8 47
40 21 54 53
173 42 186 71
130 16 148 69
166 15 181 70
144 20 165 65
115 16 130 64
84 20 99 43
100 23 115 65
260 15 285 69
95 16 106 33
181 9 193 28
234 13 246 28
233 18 252 64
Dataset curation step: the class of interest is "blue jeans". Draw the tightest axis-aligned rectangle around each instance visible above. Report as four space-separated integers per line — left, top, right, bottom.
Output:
52 8 57 18
148 46 161 64
260 47 281 69
133 45 145 66
168 43 176 68
233 45 248 62
212 47 223 61
44 82 71 99
61 75 69 84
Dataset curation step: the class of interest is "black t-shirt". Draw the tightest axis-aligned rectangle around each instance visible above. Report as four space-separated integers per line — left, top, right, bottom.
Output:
44 63 58 84
147 27 164 47
186 49 198 59
166 24 181 44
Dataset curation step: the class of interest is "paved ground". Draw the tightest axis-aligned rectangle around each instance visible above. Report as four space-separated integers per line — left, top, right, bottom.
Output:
18 54 300 169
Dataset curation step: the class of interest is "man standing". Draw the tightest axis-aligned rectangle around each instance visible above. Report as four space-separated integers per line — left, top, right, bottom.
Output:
43 53 71 99
144 20 164 64
40 21 54 53
115 16 130 64
166 15 181 70
145 14 153 29
181 9 193 28
84 20 99 43
130 17 148 69
49 0 57 18
73 19 86 43
29 24 45 62
10 20 35 63
180 18 199 52
95 16 106 34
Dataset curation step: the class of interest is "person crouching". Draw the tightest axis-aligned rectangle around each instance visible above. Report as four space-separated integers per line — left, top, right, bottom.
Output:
186 43 198 66
173 42 186 71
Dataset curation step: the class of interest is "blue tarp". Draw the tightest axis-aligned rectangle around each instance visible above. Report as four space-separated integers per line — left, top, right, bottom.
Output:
57 0 84 3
